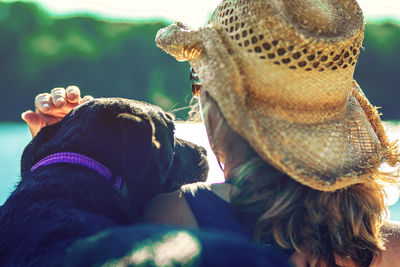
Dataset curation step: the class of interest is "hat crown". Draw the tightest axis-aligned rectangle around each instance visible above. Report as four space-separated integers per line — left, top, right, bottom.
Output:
209 0 365 123
282 0 363 38
155 0 397 191
210 0 364 39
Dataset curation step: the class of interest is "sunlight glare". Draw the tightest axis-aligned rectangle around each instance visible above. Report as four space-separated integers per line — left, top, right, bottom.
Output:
175 122 224 184
106 231 201 266
175 122 400 213
13 0 400 28
21 0 221 27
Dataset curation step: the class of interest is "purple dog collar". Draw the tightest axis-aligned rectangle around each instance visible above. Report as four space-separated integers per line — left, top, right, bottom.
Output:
30 152 123 190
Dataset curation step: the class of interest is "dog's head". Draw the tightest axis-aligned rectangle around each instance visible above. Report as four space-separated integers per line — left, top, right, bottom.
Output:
21 98 208 211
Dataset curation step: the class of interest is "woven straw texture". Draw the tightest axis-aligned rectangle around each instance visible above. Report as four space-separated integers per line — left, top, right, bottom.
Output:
155 0 398 191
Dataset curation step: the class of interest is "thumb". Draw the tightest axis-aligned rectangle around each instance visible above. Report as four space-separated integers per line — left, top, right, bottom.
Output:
21 110 46 138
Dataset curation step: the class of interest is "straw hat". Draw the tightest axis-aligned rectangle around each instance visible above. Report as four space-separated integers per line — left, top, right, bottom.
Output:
155 0 398 191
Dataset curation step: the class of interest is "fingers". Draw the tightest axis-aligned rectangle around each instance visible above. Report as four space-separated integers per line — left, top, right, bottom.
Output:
35 93 52 114
51 85 92 105
32 86 92 128
66 86 95 104
66 85 81 103
21 110 46 137
81 95 94 103
27 85 90 138
51 87 67 108
35 86 87 113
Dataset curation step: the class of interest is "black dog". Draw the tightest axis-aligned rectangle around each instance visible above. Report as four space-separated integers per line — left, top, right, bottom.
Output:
0 98 208 266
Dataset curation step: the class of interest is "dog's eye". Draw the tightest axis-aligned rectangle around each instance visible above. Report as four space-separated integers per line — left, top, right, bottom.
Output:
190 67 201 98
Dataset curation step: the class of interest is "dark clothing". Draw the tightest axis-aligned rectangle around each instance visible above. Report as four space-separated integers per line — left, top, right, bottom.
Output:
182 184 252 237
182 183 295 258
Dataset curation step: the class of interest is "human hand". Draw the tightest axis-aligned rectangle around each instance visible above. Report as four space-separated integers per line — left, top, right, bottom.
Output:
21 86 94 137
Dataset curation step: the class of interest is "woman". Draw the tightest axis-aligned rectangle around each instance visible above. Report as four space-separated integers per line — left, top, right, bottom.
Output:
22 0 400 266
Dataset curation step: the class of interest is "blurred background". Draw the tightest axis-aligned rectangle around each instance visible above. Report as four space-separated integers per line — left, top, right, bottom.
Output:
0 0 399 218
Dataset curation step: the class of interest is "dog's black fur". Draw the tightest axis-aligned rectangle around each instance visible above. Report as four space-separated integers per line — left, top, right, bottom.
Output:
0 98 209 266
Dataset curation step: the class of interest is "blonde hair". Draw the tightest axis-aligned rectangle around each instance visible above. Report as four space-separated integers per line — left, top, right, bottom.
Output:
201 93 396 266
229 157 392 267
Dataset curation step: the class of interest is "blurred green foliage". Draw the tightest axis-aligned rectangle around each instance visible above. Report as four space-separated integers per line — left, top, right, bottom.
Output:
0 1 191 121
0 1 399 120
356 20 400 119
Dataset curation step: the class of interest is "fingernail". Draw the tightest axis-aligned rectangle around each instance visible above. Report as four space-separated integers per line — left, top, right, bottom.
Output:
55 98 65 104
41 103 51 111
83 96 93 102
68 91 77 99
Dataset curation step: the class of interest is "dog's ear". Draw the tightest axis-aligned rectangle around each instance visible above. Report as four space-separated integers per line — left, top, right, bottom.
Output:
118 113 156 182
117 113 162 211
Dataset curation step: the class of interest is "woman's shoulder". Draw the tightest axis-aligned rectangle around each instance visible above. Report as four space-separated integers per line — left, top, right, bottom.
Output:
141 182 234 229
370 221 400 267
141 183 208 228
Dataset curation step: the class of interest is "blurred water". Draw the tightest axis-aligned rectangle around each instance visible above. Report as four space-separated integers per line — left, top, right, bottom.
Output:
1 122 399 221
0 123 32 204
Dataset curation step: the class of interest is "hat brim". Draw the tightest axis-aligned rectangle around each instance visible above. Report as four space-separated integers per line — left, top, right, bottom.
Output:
188 30 390 191
155 23 397 192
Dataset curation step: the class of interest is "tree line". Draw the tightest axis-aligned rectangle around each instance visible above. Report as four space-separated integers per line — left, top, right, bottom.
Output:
0 2 399 121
